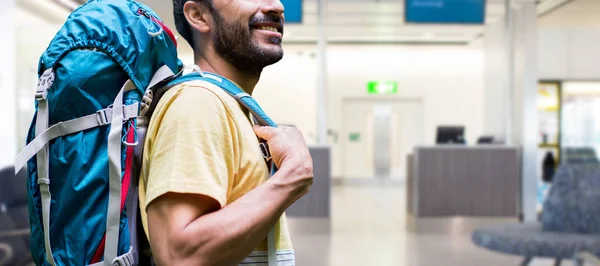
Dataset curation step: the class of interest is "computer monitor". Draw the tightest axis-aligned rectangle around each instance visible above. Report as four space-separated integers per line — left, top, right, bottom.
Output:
477 136 494 144
436 126 466 144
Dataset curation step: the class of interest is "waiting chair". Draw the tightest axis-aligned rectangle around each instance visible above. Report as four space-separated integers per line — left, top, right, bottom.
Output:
562 147 599 165
472 163 600 266
0 165 33 265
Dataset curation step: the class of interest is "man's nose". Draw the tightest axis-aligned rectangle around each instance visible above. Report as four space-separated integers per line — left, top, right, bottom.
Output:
260 0 285 18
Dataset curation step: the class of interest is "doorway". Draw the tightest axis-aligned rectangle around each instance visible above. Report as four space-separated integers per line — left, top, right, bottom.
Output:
341 97 424 184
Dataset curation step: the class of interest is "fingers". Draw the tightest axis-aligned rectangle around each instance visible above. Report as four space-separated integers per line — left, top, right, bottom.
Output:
253 125 300 141
253 125 278 140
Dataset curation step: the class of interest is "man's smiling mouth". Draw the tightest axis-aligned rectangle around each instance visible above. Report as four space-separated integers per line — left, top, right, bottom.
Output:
256 26 278 33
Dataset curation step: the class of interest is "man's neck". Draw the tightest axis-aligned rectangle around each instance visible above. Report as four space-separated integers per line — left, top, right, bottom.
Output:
194 52 260 95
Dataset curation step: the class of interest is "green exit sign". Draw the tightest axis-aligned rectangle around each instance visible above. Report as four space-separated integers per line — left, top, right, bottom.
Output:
367 81 398 94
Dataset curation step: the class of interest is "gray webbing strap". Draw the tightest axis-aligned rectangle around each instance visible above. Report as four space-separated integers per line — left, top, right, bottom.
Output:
268 227 277 266
89 246 134 266
204 73 222 82
34 68 57 266
268 163 279 266
139 65 176 127
242 91 276 266
104 80 135 266
233 92 271 126
14 103 139 173
179 64 205 77
146 65 175 91
251 112 278 266
233 92 251 101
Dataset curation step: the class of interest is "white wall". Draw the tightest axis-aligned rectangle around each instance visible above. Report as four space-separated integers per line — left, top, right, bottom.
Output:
538 28 600 80
483 19 509 137
15 24 65 150
253 46 318 144
512 3 539 222
0 0 17 169
254 44 485 177
11 4 66 153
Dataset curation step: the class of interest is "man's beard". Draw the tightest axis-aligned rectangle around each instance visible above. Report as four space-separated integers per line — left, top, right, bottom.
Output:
211 10 284 76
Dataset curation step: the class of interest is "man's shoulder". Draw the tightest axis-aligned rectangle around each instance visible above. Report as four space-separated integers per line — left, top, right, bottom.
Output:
150 80 238 125
157 79 238 111
166 79 231 100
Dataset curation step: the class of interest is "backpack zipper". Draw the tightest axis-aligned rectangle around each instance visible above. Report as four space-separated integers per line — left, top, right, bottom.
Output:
137 8 177 47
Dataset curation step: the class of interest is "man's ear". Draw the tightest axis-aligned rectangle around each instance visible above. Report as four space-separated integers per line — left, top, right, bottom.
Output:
183 1 212 34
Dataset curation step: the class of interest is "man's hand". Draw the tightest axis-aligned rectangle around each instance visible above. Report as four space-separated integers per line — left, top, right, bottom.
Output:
253 125 314 197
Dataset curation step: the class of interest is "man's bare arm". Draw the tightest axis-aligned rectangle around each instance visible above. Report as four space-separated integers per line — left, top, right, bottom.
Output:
147 126 313 266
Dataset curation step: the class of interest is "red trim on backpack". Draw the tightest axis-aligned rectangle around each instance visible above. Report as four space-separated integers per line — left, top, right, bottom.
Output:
152 17 177 48
90 127 135 263
90 233 105 263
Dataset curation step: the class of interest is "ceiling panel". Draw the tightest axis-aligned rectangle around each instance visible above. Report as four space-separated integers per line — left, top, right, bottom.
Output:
16 0 580 48
538 0 600 28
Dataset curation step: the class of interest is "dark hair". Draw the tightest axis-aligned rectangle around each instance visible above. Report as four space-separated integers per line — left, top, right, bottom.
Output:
173 0 213 48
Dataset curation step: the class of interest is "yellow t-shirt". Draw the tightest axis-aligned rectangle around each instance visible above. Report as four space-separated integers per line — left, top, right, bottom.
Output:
138 79 294 264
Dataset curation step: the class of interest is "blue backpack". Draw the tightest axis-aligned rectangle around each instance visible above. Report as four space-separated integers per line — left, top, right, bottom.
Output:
14 1 278 265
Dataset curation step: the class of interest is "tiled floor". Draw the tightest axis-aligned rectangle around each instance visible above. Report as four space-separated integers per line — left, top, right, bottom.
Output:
287 184 567 266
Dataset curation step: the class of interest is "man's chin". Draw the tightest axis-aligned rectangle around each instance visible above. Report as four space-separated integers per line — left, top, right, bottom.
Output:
257 42 284 59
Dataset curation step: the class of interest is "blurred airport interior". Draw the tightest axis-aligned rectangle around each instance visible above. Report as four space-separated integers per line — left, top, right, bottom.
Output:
1 0 600 265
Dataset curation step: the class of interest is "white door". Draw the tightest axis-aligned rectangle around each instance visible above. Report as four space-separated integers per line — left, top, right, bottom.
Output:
342 100 374 179
342 98 423 182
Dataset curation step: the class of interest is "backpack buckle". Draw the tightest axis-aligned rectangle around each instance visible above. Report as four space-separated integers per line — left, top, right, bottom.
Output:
35 68 55 101
96 109 110 126
111 246 134 266
259 142 271 161
35 89 47 101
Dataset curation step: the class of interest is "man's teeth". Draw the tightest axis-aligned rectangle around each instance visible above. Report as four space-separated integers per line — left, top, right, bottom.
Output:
257 26 278 32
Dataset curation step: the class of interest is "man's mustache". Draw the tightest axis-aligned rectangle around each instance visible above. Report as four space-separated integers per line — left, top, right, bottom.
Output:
250 14 284 27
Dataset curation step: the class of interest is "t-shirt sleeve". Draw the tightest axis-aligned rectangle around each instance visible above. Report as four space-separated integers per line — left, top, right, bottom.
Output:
143 85 239 210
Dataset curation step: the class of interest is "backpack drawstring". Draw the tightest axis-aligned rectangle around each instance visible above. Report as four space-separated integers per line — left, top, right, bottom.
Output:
122 119 138 147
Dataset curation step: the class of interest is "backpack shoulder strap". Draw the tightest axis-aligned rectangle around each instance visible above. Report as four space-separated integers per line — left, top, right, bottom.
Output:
167 72 277 127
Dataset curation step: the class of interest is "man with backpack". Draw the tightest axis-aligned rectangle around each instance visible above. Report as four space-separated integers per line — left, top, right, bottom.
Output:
139 0 313 265
15 0 310 264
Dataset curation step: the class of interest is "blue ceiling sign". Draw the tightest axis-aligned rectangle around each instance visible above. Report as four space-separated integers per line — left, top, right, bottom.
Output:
282 0 303 24
405 0 486 24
